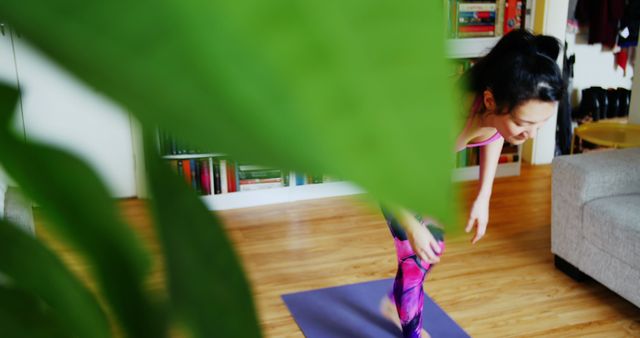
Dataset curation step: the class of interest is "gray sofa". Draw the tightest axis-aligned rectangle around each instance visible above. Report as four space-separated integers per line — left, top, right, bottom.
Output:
552 148 640 308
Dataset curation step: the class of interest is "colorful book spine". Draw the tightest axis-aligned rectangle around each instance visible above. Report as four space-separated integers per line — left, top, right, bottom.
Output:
226 161 237 193
190 159 198 192
457 1 497 38
322 175 340 183
283 171 290 187
458 2 496 12
219 159 228 194
239 182 284 192
239 178 283 185
307 175 324 184
459 25 495 33
503 0 523 34
183 159 192 185
498 153 519 163
456 149 468 168
467 147 480 166
238 169 282 180
176 160 183 177
495 0 505 36
201 159 211 195
213 159 221 194
235 163 240 192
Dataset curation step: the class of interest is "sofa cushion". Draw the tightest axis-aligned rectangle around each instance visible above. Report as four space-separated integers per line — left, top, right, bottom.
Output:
583 194 640 270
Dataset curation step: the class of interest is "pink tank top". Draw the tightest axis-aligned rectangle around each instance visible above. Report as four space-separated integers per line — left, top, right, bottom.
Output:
457 95 503 152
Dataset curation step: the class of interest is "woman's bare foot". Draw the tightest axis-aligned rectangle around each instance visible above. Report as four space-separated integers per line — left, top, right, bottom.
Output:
379 296 431 338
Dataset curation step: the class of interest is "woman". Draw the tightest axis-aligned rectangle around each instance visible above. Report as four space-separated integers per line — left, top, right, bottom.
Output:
380 29 564 338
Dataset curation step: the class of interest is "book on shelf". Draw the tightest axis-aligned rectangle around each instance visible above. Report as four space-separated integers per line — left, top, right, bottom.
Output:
447 0 523 39
239 178 283 185
295 173 306 186
450 58 477 79
238 168 282 180
219 159 228 194
165 158 214 196
191 159 198 193
455 141 520 168
239 182 285 192
183 159 192 185
213 158 222 194
235 162 289 191
201 159 211 195
457 2 497 38
498 153 519 163
157 130 205 156
226 161 238 193
503 0 524 34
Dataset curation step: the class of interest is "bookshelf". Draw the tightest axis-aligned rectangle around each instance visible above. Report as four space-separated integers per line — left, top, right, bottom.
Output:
446 0 524 181
139 2 522 209
448 34 523 181
203 180 364 211
180 157 363 210
152 131 364 210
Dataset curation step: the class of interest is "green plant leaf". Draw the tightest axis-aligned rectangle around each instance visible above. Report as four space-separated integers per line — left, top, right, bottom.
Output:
0 285 68 338
0 0 456 225
0 219 110 338
142 128 261 338
0 84 165 338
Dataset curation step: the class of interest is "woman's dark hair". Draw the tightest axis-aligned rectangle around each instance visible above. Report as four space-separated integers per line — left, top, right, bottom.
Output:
462 29 564 115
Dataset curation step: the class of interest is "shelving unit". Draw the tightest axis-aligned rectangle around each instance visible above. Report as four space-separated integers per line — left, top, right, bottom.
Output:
447 37 500 59
448 34 523 182
162 153 223 160
150 36 521 208
200 163 363 210
203 180 364 211
153 145 364 210
138 26 520 209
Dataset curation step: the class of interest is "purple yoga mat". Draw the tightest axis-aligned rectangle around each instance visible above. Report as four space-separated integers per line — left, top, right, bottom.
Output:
281 278 470 338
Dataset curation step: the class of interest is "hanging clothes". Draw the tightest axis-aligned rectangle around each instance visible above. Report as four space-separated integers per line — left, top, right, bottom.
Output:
618 0 640 48
557 42 575 156
575 0 625 48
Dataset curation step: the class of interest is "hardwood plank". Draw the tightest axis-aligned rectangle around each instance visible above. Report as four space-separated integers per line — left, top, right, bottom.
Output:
34 164 640 337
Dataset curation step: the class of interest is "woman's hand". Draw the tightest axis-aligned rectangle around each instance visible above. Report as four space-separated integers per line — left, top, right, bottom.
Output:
465 197 489 244
404 217 442 264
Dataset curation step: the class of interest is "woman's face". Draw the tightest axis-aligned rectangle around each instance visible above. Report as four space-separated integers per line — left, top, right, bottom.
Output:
493 100 557 145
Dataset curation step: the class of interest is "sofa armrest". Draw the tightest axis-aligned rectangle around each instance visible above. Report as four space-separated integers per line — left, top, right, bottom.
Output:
551 148 640 265
552 148 640 205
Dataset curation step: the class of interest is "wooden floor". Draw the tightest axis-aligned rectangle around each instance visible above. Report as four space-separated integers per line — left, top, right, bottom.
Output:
37 164 640 337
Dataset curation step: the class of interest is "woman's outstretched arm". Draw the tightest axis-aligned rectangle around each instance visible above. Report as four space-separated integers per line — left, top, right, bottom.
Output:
466 137 504 244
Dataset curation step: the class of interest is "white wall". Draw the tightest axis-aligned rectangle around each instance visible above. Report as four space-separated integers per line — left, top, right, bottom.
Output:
566 32 633 106
0 172 6 219
11 36 137 198
523 0 569 164
628 40 640 124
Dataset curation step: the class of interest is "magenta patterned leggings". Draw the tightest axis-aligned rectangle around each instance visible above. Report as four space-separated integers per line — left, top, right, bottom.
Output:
381 208 445 338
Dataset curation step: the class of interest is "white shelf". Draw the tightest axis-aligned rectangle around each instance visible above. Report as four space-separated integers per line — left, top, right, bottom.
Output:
447 37 500 59
453 161 521 182
201 181 364 210
162 153 225 160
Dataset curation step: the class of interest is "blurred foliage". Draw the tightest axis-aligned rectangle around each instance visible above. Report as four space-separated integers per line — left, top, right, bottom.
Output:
0 1 457 337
